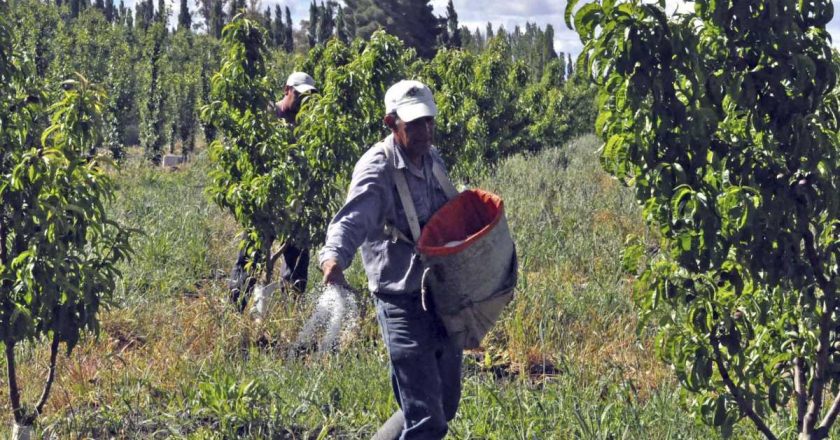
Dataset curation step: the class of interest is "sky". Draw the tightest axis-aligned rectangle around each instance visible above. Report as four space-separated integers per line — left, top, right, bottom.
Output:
125 0 840 57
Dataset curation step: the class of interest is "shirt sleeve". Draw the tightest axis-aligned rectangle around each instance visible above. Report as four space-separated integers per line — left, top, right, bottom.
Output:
318 151 388 270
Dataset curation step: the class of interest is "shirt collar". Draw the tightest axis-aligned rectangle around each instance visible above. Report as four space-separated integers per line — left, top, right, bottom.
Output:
386 134 430 178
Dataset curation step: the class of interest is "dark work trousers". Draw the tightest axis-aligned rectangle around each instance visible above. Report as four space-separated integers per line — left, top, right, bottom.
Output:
228 250 255 312
280 244 309 293
228 244 309 311
374 292 463 440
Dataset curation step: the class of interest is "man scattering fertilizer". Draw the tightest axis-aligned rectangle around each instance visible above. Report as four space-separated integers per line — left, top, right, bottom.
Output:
319 80 463 439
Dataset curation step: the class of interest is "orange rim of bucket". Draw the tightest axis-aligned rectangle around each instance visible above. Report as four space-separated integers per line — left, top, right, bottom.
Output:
418 189 505 257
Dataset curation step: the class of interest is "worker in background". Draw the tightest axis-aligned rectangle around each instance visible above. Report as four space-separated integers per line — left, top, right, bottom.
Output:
228 72 317 311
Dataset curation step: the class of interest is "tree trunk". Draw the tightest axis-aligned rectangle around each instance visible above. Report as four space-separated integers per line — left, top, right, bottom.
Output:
265 239 287 285
264 238 276 285
0 220 25 428
35 334 60 415
801 230 838 439
796 357 807 431
0 218 7 271
5 340 23 424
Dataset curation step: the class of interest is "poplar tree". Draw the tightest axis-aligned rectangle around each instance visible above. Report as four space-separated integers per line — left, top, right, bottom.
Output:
262 6 272 44
227 0 245 20
104 0 115 21
139 23 167 164
178 0 191 31
69 0 81 18
308 0 317 47
473 26 483 49
342 0 441 58
446 0 460 48
283 6 293 53
567 53 573 78
210 0 224 38
335 5 350 43
535 24 557 78
155 0 166 23
459 25 474 49
317 1 336 43
273 5 285 47
557 51 566 83
198 0 212 29
135 0 154 30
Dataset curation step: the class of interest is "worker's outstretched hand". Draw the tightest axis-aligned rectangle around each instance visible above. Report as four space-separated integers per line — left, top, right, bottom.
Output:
321 258 348 287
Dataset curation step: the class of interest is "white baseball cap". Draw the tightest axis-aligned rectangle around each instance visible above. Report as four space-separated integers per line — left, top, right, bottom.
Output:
384 80 437 122
286 72 317 94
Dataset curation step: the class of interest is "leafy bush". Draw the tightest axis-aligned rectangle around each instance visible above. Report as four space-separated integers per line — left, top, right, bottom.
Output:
571 0 840 437
0 4 132 426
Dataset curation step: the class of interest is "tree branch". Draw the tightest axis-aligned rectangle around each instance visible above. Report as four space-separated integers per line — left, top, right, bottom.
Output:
268 240 288 270
803 229 833 295
796 357 807 430
35 333 60 416
815 391 840 439
0 217 7 269
711 339 777 440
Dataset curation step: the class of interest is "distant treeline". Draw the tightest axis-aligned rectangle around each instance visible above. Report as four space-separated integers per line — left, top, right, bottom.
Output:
8 0 595 167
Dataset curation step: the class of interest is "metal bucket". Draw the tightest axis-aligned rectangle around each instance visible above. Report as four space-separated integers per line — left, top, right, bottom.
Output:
12 423 33 440
418 189 517 349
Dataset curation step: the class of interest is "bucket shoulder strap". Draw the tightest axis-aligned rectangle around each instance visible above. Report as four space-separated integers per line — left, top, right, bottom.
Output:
381 142 421 243
380 142 460 244
430 152 459 200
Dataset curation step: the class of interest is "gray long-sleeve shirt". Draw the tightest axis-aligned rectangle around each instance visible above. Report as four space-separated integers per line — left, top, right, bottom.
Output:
318 134 452 295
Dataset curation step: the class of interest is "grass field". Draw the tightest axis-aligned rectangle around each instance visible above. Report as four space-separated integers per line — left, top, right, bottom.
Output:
1 136 781 438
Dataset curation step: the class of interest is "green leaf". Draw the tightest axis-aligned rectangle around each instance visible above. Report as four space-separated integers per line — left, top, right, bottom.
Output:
620 235 645 274
574 3 604 39
565 0 582 30
713 395 727 426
